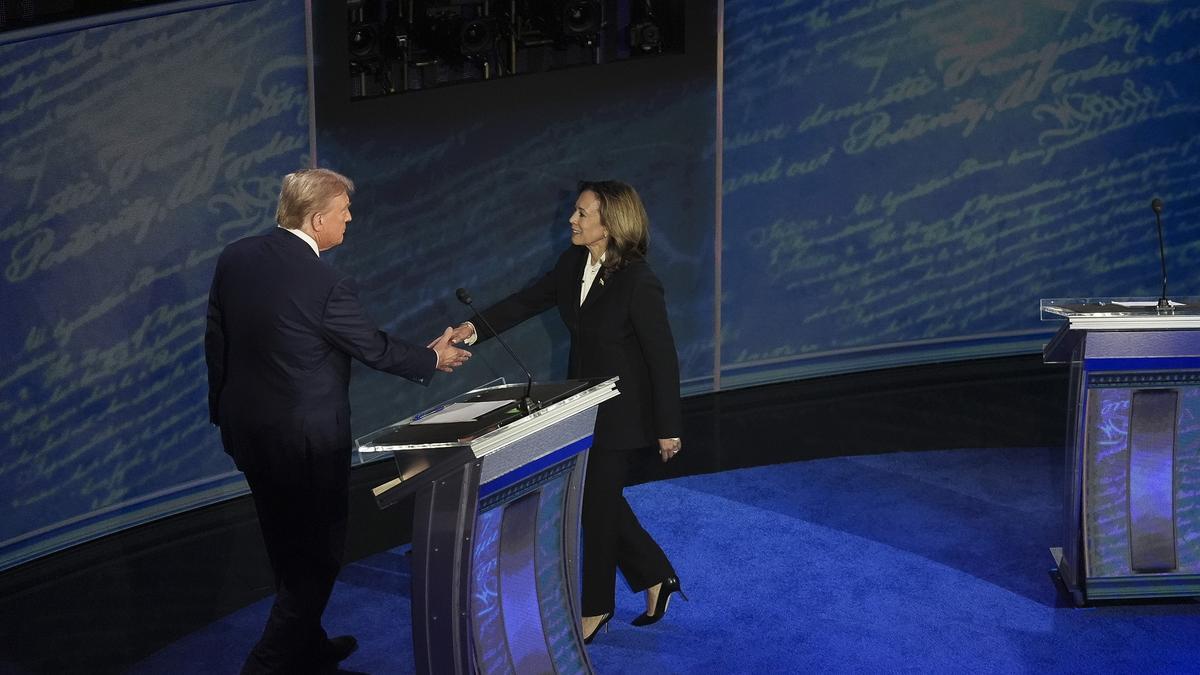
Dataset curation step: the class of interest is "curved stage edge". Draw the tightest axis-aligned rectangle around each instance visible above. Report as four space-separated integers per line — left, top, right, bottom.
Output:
0 354 1068 674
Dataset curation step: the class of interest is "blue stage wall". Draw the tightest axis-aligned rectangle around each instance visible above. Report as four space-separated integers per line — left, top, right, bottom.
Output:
1 0 1198 570
0 0 311 568
719 0 1200 386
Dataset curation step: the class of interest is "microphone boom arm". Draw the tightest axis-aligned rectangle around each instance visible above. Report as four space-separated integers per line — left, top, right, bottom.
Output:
1152 198 1169 311
456 288 540 415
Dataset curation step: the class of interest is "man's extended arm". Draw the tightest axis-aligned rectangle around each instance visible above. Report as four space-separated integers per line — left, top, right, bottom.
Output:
321 278 467 383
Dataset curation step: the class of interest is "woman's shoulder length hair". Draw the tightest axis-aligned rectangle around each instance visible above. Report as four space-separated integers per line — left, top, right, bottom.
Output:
578 180 649 274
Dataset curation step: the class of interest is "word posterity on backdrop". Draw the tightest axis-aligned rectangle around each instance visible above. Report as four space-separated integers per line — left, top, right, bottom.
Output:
720 0 1200 385
0 0 310 568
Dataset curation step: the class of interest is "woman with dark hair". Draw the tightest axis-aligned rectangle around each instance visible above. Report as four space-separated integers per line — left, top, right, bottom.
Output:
449 180 685 643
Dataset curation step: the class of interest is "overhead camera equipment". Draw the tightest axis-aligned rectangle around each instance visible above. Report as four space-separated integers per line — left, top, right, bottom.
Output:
346 0 682 100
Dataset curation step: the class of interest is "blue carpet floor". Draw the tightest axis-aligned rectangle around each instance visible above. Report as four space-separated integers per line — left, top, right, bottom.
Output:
130 447 1200 673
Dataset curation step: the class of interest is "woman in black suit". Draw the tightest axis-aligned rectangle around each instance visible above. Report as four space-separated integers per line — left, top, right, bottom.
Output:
450 180 685 642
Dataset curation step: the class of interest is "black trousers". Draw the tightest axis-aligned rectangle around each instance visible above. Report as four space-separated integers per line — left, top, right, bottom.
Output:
240 458 349 675
580 446 675 616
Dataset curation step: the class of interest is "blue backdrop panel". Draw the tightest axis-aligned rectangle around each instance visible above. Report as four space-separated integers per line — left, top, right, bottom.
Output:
0 0 310 568
720 0 1200 387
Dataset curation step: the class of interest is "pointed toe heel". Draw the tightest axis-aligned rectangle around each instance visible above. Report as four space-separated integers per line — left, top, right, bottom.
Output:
582 612 612 644
631 576 687 627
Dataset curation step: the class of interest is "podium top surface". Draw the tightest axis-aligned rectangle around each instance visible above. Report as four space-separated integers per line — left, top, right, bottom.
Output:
363 379 619 509
1041 298 1200 363
1041 297 1200 330
357 378 616 452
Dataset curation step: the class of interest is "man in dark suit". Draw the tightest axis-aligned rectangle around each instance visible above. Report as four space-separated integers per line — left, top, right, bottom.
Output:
205 168 470 674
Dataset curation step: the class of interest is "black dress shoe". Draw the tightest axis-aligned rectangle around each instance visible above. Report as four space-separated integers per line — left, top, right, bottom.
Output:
631 576 687 626
319 635 359 663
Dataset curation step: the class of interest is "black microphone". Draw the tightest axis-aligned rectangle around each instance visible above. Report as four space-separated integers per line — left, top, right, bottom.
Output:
1151 197 1170 311
456 287 539 415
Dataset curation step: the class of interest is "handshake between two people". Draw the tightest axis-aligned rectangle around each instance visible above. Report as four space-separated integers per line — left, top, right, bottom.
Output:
426 323 478 373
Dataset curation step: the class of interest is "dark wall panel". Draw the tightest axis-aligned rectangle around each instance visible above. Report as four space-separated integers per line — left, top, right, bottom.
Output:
309 1 719 440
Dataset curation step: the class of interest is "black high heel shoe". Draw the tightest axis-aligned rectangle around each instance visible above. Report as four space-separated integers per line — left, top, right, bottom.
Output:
631 576 688 626
582 612 612 644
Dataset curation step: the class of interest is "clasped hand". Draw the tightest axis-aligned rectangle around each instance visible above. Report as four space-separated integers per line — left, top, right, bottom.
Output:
658 438 681 463
428 326 472 373
447 322 476 345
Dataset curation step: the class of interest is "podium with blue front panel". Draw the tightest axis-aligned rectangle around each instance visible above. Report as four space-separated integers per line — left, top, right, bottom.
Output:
358 378 618 674
1042 299 1200 605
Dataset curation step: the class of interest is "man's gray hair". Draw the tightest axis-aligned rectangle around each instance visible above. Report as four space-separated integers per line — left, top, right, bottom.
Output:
276 168 355 230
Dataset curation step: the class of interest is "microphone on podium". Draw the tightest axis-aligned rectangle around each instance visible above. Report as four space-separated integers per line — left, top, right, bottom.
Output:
456 287 540 415
1150 198 1170 311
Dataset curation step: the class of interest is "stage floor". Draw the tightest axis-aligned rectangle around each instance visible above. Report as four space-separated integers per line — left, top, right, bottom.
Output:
130 447 1199 674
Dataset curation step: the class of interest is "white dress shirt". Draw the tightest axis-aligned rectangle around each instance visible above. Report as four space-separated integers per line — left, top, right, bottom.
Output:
580 252 605 305
280 225 320 257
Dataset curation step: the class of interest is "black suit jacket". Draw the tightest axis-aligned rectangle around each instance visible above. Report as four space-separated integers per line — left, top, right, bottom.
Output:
205 227 436 482
474 247 681 451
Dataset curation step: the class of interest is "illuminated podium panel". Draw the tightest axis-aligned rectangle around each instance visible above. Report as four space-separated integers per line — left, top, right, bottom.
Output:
1043 299 1200 605
358 378 618 674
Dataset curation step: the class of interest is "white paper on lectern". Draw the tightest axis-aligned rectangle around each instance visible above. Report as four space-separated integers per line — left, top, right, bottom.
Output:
410 400 518 425
1112 300 1184 308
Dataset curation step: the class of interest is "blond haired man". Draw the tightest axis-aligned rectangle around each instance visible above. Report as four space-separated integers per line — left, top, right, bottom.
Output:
206 168 469 673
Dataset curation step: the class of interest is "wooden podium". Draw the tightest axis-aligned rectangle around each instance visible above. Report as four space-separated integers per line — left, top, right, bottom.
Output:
357 378 618 674
1042 299 1200 605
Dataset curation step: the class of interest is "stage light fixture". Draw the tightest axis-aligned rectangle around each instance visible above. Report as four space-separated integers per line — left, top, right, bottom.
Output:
343 0 682 99
520 0 600 46
459 17 495 56
562 0 599 37
629 21 660 52
349 23 379 58
423 11 497 62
